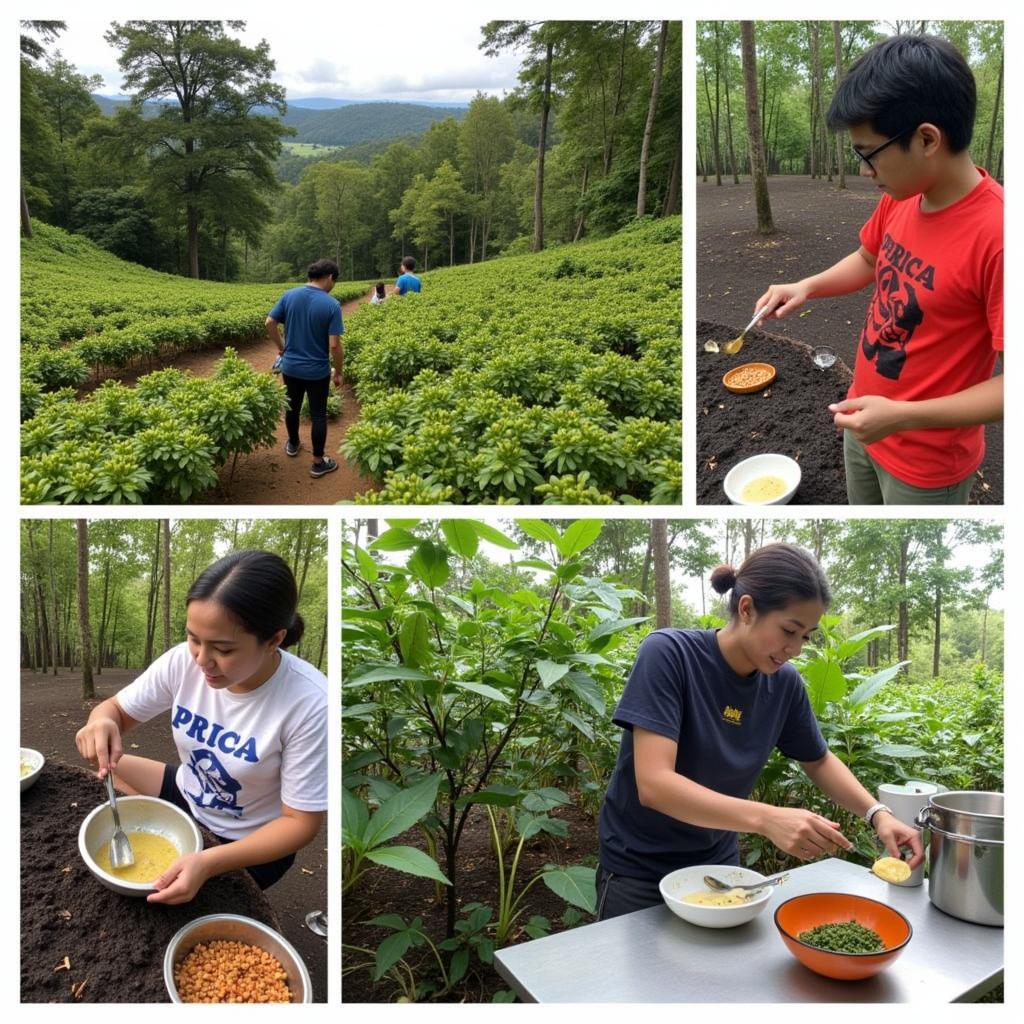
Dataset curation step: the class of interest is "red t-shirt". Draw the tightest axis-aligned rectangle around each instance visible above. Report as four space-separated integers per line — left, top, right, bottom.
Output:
850 168 1003 488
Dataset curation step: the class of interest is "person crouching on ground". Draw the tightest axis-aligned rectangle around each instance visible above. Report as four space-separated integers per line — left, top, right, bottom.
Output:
266 259 344 478
75 550 327 904
754 35 1002 505
370 282 387 304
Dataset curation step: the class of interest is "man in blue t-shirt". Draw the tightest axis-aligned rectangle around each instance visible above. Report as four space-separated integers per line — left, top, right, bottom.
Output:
395 255 422 296
266 259 344 478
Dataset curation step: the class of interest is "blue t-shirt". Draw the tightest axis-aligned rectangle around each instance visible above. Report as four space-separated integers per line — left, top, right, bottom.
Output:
267 284 343 380
395 272 421 295
598 628 827 881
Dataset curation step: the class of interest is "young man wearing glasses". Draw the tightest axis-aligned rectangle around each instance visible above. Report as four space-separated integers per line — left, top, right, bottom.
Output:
754 35 1003 505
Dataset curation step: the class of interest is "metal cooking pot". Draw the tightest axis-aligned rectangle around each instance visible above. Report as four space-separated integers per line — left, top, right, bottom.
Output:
914 791 1003 927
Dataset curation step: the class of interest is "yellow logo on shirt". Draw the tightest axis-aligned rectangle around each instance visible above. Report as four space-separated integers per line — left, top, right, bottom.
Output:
722 705 743 725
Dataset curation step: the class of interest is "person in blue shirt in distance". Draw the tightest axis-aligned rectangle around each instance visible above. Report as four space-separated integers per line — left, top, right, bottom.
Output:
395 255 422 296
266 259 344 478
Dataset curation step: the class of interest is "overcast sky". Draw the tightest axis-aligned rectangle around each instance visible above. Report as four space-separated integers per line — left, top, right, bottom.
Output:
44 17 525 104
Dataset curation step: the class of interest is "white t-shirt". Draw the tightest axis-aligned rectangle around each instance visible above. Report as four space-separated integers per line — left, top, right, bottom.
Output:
116 642 327 840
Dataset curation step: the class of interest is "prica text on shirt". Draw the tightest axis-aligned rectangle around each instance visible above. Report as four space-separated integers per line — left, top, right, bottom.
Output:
172 705 259 763
879 232 936 290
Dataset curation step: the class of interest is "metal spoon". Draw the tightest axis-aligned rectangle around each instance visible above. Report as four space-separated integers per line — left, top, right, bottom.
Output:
305 910 328 937
722 306 770 355
704 872 788 895
104 771 134 869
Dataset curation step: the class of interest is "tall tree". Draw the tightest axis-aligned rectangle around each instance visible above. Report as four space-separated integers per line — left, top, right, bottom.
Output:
162 518 172 655
637 21 669 216
832 22 847 188
458 95 516 260
651 520 672 628
77 520 95 699
740 22 775 234
103 20 288 278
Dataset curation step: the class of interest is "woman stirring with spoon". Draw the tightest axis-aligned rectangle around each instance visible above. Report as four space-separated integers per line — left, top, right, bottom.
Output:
596 543 922 919
75 550 327 904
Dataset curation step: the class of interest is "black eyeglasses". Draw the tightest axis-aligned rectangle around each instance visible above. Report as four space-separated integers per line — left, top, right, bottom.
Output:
852 128 915 173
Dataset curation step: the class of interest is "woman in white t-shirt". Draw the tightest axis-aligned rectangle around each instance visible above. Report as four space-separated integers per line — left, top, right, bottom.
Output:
75 550 327 905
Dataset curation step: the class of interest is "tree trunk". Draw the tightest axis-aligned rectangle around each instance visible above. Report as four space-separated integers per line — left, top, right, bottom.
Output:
573 163 590 241
637 21 669 216
144 521 161 665
187 203 200 279
77 520 96 699
48 521 60 674
833 22 847 188
898 536 909 673
21 186 33 237
162 518 171 654
652 521 671 629
97 557 111 676
662 123 681 214
27 525 51 674
985 52 1003 173
702 63 722 186
812 23 832 181
722 41 740 184
740 22 775 235
637 536 654 615
932 583 942 678
533 40 553 253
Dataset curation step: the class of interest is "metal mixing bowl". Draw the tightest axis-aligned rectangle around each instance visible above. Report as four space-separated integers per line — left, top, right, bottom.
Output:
78 794 203 896
164 913 312 1003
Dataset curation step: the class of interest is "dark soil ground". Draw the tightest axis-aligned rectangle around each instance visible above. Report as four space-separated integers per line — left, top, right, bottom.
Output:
697 320 851 504
20 669 327 1002
21 761 278 1002
342 801 600 1003
697 176 1002 504
83 292 380 505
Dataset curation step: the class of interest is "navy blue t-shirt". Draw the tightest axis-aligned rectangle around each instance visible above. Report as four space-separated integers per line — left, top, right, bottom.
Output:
267 284 343 380
598 628 827 881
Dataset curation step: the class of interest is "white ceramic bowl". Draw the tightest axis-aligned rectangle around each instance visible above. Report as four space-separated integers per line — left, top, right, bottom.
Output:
20 747 44 792
660 865 773 928
164 914 312 1003
78 794 203 896
723 453 801 505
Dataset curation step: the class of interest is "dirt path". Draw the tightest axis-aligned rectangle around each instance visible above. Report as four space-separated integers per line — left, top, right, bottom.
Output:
697 176 1002 503
20 669 328 1002
89 293 378 505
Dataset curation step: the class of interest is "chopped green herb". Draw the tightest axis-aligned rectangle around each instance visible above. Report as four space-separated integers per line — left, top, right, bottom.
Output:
797 920 885 953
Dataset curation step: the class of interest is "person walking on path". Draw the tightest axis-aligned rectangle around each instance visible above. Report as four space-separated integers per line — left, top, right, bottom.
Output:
266 259 344 478
75 550 327 904
395 256 421 295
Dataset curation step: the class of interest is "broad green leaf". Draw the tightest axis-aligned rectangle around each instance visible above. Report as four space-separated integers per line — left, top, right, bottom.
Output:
536 659 570 687
353 544 379 582
346 665 432 688
408 539 450 588
848 661 911 706
588 616 649 642
516 520 561 545
448 947 470 985
469 521 519 549
835 624 896 661
385 519 421 529
440 520 480 559
561 709 594 740
367 913 408 931
873 743 929 759
455 785 523 808
801 659 848 715
446 593 475 615
541 865 597 914
364 773 443 849
875 711 922 722
512 558 556 572
450 680 510 703
341 702 381 719
399 611 431 669
522 787 570 813
563 672 605 716
365 845 451 885
341 786 369 841
370 527 420 551
557 520 603 558
374 929 413 980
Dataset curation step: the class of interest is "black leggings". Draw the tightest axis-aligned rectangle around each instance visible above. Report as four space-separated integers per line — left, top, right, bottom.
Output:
282 373 331 459
159 764 295 890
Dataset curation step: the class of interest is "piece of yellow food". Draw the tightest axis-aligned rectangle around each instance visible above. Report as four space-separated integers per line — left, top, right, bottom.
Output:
872 856 911 883
740 475 787 503
96 830 180 883
682 888 751 906
174 940 291 1003
20 760 35 778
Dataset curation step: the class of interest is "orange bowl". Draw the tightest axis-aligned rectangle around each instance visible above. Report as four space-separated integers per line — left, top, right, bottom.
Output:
774 892 912 981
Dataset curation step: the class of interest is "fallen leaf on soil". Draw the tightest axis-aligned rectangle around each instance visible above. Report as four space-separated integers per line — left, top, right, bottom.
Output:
300 868 315 875
130 743 140 749
54 957 71 972
61 866 72 874
72 979 88 999
57 910 72 921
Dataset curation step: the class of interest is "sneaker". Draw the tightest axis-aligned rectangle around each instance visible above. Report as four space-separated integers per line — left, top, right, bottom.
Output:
284 440 301 457
310 457 338 478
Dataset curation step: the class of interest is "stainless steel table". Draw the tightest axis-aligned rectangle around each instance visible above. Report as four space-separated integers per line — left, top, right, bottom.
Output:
494 857 1002 1002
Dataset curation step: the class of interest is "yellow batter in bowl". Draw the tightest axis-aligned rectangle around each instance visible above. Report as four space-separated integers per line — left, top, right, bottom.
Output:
96 831 181 883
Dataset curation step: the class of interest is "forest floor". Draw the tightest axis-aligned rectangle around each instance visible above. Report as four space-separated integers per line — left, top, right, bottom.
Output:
20 669 328 1002
343 801 600 1003
697 176 1002 504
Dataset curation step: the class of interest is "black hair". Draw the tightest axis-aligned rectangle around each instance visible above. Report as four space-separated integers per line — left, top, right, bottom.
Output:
826 34 977 153
187 550 304 648
307 258 340 282
401 256 416 272
375 281 386 298
710 543 831 619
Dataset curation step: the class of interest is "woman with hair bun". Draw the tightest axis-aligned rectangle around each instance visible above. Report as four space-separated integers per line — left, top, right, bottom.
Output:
596 542 922 919
75 550 327 905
